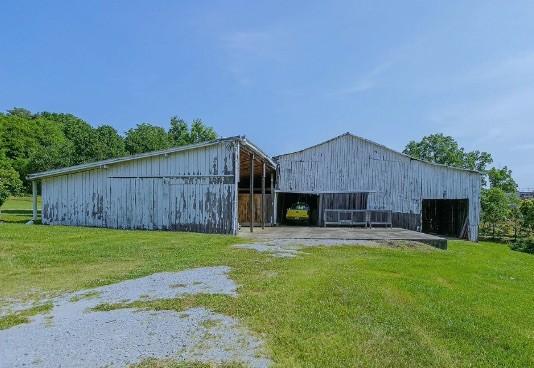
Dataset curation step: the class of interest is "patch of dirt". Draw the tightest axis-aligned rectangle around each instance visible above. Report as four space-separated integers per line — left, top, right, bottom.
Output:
234 239 434 257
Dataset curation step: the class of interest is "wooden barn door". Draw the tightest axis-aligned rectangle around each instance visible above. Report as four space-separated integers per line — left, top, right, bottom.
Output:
238 193 273 226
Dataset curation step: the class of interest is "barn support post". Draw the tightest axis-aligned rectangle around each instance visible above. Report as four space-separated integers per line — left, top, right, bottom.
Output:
318 194 323 226
270 171 275 225
261 163 265 229
32 180 38 222
249 153 254 232
232 141 240 235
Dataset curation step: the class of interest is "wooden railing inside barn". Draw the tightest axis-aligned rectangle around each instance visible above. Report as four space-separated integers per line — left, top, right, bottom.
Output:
323 209 392 228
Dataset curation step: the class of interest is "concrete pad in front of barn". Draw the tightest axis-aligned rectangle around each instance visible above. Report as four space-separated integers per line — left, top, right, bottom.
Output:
236 226 444 257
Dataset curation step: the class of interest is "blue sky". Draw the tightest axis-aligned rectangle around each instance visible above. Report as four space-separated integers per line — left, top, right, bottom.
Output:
1 1 533 187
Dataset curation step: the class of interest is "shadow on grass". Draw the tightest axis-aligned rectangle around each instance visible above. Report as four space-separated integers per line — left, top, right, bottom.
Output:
1 210 40 215
0 210 41 224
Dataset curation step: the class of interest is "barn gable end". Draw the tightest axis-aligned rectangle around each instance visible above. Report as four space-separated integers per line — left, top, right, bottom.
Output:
274 133 481 240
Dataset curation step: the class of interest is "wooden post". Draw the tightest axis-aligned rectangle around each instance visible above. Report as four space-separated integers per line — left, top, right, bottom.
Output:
249 153 254 232
32 180 38 222
261 162 266 229
270 171 275 225
233 141 240 235
318 194 323 227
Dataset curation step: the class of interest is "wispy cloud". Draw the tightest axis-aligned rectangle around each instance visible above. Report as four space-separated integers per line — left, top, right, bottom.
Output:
430 87 534 142
464 51 534 84
427 68 534 186
219 29 289 85
330 61 393 95
414 51 534 95
511 143 534 151
325 37 430 97
221 31 282 60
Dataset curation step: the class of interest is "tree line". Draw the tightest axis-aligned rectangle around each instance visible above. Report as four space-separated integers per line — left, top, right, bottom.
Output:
0 108 217 204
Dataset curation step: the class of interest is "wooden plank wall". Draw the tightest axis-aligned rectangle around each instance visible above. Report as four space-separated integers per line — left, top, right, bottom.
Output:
238 193 273 225
275 134 481 240
321 193 368 210
41 141 237 234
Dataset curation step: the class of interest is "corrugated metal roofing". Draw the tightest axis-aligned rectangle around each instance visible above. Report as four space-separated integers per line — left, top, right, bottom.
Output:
27 136 275 180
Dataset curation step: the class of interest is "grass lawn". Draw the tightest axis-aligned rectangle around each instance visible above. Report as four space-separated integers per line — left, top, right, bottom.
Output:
1 220 533 366
0 196 41 224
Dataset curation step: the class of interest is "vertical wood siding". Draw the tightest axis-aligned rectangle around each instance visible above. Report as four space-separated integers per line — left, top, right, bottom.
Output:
41 142 237 234
238 193 274 225
275 134 481 240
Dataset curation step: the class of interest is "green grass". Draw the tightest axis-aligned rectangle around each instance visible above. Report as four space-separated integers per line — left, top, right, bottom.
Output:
0 196 41 223
0 219 533 366
131 359 244 368
0 303 53 329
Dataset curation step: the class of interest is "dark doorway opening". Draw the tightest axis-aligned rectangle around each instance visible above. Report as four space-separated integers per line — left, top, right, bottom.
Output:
422 199 468 238
277 193 320 226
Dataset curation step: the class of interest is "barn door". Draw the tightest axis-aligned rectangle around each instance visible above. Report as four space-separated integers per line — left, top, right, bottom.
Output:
238 193 273 225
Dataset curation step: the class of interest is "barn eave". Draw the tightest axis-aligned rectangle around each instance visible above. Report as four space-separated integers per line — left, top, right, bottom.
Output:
26 136 275 181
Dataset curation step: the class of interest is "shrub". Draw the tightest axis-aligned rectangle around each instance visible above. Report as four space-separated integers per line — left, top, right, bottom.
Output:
509 237 534 254
0 152 23 207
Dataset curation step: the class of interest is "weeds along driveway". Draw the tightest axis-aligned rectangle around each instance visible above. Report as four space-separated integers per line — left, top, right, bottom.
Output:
0 266 270 368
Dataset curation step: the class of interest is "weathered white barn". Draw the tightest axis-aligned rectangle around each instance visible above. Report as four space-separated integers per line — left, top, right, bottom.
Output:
27 137 276 235
28 133 481 240
274 133 481 240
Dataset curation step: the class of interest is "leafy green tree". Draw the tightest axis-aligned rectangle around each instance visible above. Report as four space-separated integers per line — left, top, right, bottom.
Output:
124 123 171 154
28 122 75 175
509 195 523 239
487 166 518 194
58 115 99 164
0 113 41 179
404 134 467 168
0 151 23 208
6 107 33 118
40 113 127 163
168 117 217 146
403 134 493 183
168 117 190 146
189 119 217 143
520 199 534 235
464 150 494 172
0 108 219 193
93 125 127 160
481 187 511 238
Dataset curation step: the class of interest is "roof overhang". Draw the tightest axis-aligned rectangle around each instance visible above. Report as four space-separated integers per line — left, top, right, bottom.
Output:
27 136 275 181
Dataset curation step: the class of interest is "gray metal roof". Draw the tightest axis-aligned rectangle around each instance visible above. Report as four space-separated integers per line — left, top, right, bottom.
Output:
27 136 276 180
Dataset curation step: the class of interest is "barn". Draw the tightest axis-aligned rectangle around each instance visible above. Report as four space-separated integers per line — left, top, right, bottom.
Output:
27 132 481 241
274 133 481 241
27 137 276 235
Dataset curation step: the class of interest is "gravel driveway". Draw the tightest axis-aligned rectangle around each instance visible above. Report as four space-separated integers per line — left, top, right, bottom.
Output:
0 266 270 368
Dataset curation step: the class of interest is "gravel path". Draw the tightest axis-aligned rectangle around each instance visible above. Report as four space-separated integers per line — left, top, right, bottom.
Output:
1 266 236 317
0 266 270 368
